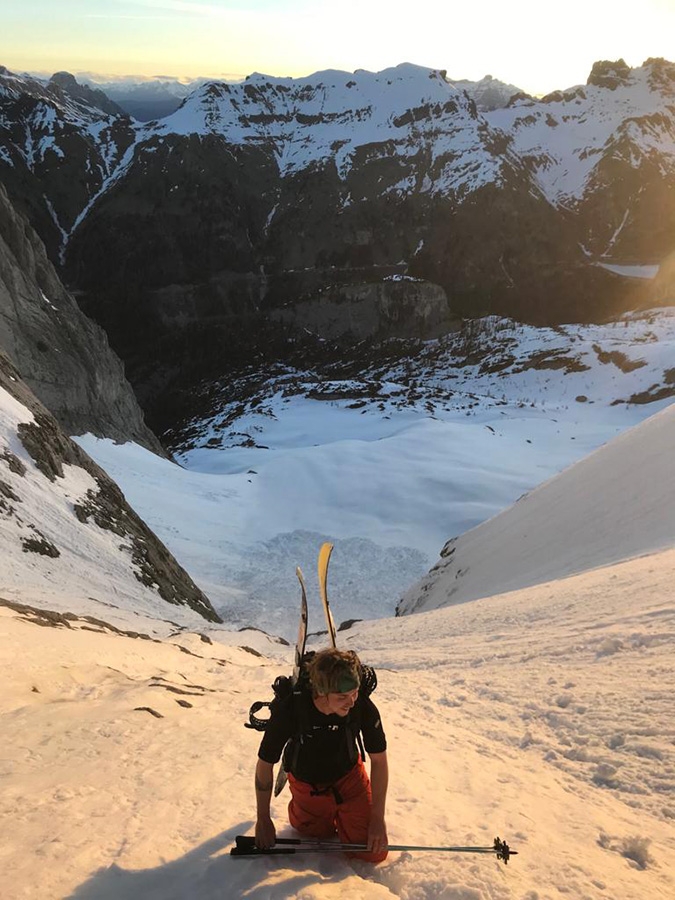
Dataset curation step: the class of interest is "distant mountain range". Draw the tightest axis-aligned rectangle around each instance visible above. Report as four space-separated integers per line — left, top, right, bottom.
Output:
1 58 675 436
76 72 524 122
78 74 209 122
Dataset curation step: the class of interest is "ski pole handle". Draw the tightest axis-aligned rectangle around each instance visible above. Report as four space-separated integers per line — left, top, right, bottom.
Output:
231 836 295 855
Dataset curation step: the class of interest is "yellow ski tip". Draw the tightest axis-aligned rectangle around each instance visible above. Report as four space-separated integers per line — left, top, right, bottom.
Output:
318 542 334 563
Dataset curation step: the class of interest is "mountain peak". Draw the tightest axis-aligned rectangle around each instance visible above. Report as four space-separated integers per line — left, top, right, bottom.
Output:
587 58 631 89
49 70 79 89
48 70 126 117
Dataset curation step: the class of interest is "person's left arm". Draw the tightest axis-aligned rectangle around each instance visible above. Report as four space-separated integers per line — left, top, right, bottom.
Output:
367 750 389 852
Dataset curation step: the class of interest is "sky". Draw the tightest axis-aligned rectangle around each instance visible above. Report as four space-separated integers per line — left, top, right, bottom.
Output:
3 0 675 95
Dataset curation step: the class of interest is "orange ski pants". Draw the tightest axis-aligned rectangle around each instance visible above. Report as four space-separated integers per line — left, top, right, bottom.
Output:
287 758 388 863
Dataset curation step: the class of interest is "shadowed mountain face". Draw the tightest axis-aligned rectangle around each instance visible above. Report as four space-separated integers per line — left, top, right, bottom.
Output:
1 60 673 433
0 183 162 451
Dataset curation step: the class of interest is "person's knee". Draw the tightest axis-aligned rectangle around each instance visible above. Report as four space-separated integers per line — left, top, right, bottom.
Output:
289 800 337 838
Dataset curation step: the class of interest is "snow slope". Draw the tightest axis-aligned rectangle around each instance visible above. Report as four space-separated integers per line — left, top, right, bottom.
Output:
0 381 218 635
398 401 675 614
1 545 673 900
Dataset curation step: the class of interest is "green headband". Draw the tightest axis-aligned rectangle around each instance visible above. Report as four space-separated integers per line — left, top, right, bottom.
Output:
335 673 360 693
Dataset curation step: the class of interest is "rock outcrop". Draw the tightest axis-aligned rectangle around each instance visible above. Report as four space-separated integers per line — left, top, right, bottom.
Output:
0 349 220 623
587 59 632 90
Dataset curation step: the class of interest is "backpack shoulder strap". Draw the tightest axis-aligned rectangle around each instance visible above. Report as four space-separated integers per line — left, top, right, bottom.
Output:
283 680 313 775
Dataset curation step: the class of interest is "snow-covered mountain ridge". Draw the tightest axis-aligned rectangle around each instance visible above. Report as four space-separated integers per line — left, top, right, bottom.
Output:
4 57 674 264
147 64 505 194
3 58 675 438
142 59 675 208
77 71 523 121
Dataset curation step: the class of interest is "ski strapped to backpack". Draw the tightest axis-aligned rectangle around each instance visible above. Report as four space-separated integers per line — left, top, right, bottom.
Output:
245 544 377 795
245 566 308 795
318 541 337 647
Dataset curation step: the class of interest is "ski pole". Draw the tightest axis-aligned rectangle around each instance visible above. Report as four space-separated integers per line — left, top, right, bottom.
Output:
231 835 517 863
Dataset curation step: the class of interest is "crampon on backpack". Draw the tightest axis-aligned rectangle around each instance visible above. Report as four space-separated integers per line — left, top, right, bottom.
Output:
245 650 378 773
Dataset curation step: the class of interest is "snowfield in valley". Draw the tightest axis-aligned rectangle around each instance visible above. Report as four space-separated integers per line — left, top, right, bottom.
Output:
77 309 675 636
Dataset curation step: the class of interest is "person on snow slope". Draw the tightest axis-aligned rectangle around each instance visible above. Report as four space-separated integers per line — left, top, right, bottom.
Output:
254 647 389 862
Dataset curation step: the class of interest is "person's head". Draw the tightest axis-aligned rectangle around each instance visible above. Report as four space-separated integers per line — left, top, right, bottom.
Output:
308 648 361 716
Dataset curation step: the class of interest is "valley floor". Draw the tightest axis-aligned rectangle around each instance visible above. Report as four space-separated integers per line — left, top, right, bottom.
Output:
2 547 674 900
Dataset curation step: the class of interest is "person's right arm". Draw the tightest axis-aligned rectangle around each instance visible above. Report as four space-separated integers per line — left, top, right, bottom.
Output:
254 758 276 848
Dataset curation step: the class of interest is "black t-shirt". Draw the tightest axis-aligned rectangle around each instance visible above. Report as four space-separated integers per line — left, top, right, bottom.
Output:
258 691 387 784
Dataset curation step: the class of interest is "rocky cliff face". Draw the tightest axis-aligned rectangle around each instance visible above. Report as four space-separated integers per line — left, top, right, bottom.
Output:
270 278 455 340
0 182 162 451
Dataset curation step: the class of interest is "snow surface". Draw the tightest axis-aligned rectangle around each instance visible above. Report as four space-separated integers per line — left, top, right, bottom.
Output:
596 262 660 280
1 521 674 899
76 310 675 637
